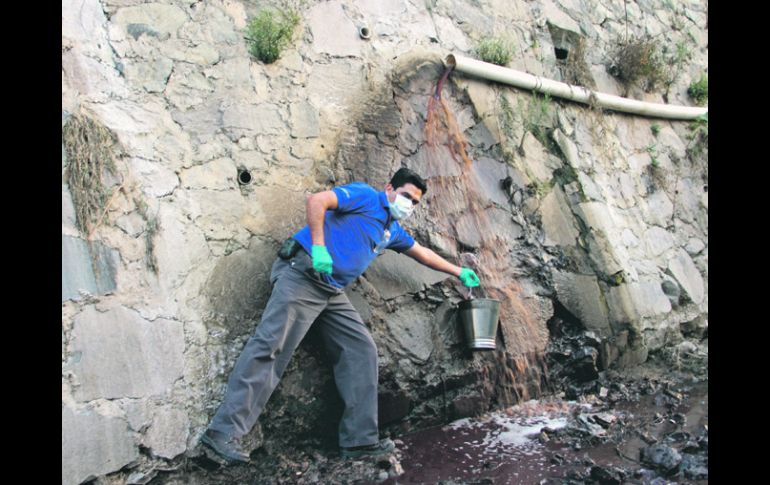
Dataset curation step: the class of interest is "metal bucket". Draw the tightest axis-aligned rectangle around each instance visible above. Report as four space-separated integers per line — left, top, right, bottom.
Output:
458 298 500 350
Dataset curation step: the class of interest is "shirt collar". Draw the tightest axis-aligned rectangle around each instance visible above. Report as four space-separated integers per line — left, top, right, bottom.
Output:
379 191 393 227
379 190 390 209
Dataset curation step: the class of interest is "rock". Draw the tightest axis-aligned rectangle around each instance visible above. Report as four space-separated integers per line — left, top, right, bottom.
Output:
607 281 672 322
593 412 617 427
432 15 471 51
553 129 582 169
451 394 488 419
470 157 514 207
466 122 498 150
680 316 707 339
62 406 139 485
552 271 611 336
404 141 462 179
642 191 674 227
115 212 146 238
179 157 237 190
641 444 682 472
542 0 582 34
571 347 600 382
661 275 681 307
222 103 284 140
142 407 189 459
589 465 623 485
566 469 587 480
388 456 405 476
126 470 157 485
112 4 188 37
162 66 214 112
578 172 605 202
639 431 657 445
582 331 602 347
62 236 120 302
170 99 222 142
307 61 365 118
162 41 220 66
307 1 361 57
679 453 708 480
447 0 492 37
647 477 672 485
698 433 708 452
569 413 607 438
453 210 483 249
130 157 180 197
249 186 307 238
461 78 499 120
643 226 674 257
381 302 436 362
378 389 411 425
123 57 174 93
290 101 320 138
346 287 373 323
685 238 705 255
667 249 705 304
365 251 449 299
540 186 580 247
521 132 554 181
67 306 185 401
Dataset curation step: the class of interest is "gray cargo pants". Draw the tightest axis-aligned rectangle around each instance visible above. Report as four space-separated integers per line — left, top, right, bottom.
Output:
208 249 379 448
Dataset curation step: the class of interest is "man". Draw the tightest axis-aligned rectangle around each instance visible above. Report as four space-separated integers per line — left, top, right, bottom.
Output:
201 167 480 462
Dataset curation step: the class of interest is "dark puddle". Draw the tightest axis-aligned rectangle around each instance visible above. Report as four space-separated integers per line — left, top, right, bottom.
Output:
374 382 707 485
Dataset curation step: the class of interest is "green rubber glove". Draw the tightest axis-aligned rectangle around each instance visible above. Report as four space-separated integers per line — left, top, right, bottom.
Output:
311 245 333 275
459 267 480 287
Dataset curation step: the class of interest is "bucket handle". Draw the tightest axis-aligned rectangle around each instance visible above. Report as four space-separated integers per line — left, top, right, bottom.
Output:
461 282 486 301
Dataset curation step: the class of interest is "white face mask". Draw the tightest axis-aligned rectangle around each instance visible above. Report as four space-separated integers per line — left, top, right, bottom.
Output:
389 193 414 220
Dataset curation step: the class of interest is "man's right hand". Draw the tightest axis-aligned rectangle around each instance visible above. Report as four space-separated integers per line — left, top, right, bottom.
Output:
311 245 333 275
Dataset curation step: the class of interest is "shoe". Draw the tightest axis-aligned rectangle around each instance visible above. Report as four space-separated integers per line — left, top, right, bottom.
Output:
200 429 250 463
340 438 396 459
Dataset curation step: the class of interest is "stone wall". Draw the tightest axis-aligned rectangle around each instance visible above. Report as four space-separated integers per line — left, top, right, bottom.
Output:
62 0 707 483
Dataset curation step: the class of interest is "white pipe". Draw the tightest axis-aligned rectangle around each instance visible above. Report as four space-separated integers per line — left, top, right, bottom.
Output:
445 54 707 120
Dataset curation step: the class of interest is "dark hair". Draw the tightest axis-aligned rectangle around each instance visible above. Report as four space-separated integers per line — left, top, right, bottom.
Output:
390 167 428 195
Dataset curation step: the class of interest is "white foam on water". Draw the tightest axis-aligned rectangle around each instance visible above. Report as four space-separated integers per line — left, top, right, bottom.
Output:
444 399 588 453
486 414 569 447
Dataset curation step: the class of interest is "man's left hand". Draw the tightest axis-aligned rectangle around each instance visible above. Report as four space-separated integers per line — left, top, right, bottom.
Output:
459 268 480 287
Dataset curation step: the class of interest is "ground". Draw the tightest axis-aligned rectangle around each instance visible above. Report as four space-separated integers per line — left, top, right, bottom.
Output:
134 348 706 485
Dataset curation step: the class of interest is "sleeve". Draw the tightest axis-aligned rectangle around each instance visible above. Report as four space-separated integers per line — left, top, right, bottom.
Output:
387 223 415 253
332 183 378 214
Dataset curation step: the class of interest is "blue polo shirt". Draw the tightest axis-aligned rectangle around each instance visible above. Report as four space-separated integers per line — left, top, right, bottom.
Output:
293 182 415 288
